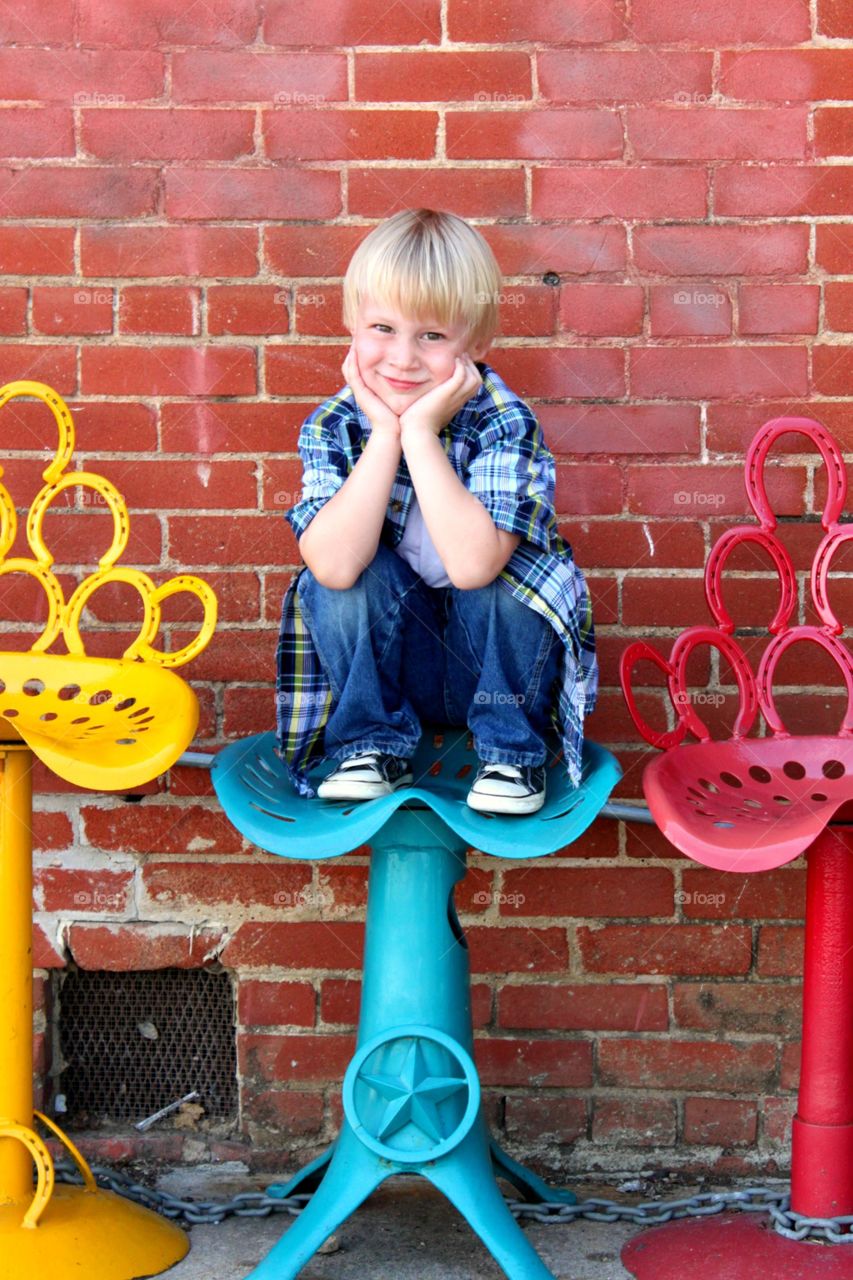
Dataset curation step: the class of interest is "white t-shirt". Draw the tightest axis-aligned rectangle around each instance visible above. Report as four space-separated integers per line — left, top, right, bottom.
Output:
394 495 451 587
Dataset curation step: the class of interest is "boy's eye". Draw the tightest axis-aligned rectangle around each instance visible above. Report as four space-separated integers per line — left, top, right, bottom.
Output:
422 331 445 342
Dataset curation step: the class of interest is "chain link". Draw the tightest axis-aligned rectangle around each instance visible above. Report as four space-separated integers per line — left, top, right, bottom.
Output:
53 1161 853 1243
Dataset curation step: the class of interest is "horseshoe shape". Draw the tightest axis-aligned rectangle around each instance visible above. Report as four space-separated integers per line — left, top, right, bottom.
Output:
669 626 758 741
704 526 796 636
0 559 65 652
758 628 853 737
0 1116 54 1229
0 380 75 484
27 470 130 572
811 526 853 636
124 574 218 669
745 416 846 531
619 640 688 750
63 567 158 657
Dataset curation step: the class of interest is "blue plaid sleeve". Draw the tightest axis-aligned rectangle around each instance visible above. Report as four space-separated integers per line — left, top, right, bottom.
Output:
465 401 556 554
285 400 354 541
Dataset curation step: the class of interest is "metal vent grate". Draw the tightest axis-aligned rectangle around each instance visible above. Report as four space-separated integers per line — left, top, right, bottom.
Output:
54 967 237 1127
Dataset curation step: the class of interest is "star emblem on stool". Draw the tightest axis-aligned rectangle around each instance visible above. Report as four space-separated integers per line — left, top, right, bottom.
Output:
343 1026 480 1162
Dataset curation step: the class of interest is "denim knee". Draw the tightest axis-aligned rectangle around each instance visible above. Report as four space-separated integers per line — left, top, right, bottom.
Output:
297 543 416 616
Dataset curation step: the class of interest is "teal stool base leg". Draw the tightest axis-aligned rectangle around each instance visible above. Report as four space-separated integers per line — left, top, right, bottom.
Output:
268 1145 334 1199
489 1137 577 1206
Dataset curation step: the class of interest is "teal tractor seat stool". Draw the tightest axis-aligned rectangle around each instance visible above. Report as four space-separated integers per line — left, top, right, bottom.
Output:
212 728 621 1280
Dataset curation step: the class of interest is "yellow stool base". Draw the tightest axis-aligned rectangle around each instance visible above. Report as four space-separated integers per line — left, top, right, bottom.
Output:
0 1184 188 1278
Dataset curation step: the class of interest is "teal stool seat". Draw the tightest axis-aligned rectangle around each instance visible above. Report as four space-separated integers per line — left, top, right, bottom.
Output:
212 730 621 1280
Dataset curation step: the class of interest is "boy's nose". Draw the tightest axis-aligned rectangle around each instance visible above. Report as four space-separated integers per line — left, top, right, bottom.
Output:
389 339 419 369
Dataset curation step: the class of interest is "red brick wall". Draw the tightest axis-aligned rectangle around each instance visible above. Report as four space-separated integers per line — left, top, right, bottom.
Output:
4 0 850 1176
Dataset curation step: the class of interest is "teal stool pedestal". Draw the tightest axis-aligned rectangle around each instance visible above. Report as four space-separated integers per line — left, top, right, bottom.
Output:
212 730 620 1280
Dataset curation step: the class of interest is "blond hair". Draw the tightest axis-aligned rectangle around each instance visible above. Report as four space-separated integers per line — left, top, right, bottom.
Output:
342 209 502 352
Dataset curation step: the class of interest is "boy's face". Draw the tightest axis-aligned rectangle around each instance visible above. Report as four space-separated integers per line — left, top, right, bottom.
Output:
350 296 488 416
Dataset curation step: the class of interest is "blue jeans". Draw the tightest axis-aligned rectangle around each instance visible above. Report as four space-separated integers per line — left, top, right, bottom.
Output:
296 543 561 766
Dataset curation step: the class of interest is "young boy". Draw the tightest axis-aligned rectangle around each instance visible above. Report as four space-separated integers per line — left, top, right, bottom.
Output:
277 208 597 814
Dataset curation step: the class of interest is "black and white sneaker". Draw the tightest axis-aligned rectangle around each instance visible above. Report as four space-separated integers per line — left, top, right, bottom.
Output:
466 762 546 815
317 751 413 801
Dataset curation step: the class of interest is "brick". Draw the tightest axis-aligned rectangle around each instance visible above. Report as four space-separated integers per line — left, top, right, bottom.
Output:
815 109 853 158
498 983 668 1031
160 401 303 453
241 1032 354 1083
348 167 526 218
488 285 557 339
649 285 731 338
738 285 819 336
764 1095 796 1143
466 925 568 974
79 0 262 45
222 922 364 969
545 405 700 458
600 1040 775 1091
260 456 324 512
33 811 73 853
534 166 706 220
142 860 311 911
630 347 807 400
81 346 256 397
320 978 360 1025
476 1038 592 1087
82 802 242 855
554 464 622 515
82 109 255 161
593 1098 675 1146
0 108 74 159
168 515 299 568
265 0 440 44
0 167 156 219
68 923 223 970
716 165 853 218
500 867 673 918
579 924 752 976
684 1098 758 1146
33 923 64 968
222 687 276 739
483 223 627 276
818 0 853 37
627 463 804 520
817 224 853 274
0 345 75 393
119 286 199 336
628 107 806 161
560 519 703 573
682 868 805 921
171 51 346 104
37 867 132 914
291 283 348 337
814 346 853 396
825 283 853 332
673 982 801 1035
633 225 808 277
32 287 114 336
705 401 853 454
265 108 437 161
446 109 622 160
243 1088 323 1136
720 50 853 103
631 0 809 42
538 51 712 104
264 344 348 397
505 1095 587 1144
781 1041 801 1091
82 226 259 278
319 863 369 912
0 227 73 277
165 168 340 221
238 979 315 1027
757 926 804 977
207 286 290 336
559 285 643 337
355 51 530 102
0 287 26 335
264 224 368 277
492 346 625 400
0 49 164 102
450 0 623 42
0 1 74 40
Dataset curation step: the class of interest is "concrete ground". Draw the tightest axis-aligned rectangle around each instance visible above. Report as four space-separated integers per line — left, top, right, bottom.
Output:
154 1167 665 1280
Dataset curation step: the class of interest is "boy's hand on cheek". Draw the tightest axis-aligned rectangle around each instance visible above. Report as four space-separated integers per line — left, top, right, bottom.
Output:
342 346 401 440
399 356 482 440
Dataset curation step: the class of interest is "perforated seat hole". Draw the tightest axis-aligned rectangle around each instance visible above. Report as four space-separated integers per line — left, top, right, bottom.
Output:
71 717 89 725
773 796 791 805
811 793 828 802
114 698 135 712
695 809 714 817
89 690 112 706
456 764 472 779
783 761 806 780
743 799 763 809
714 821 735 828
698 778 719 793
116 738 137 746
429 761 442 776
128 707 150 719
823 760 845 780
39 712 57 722
687 786 704 798
432 733 444 748
720 772 742 788
0 680 4 695
748 766 772 783
1 708 18 718
23 679 44 696
58 684 81 701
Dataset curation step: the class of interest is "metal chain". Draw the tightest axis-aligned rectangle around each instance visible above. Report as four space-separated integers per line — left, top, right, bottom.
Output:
53 1161 853 1243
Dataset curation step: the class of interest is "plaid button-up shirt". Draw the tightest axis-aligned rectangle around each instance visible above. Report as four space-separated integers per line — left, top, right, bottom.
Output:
276 361 598 797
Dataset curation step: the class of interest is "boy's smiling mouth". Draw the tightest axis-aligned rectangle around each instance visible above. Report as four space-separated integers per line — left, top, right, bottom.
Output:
383 375 426 391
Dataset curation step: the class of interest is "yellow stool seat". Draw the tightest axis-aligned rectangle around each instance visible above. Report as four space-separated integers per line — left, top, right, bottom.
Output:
0 652 199 791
